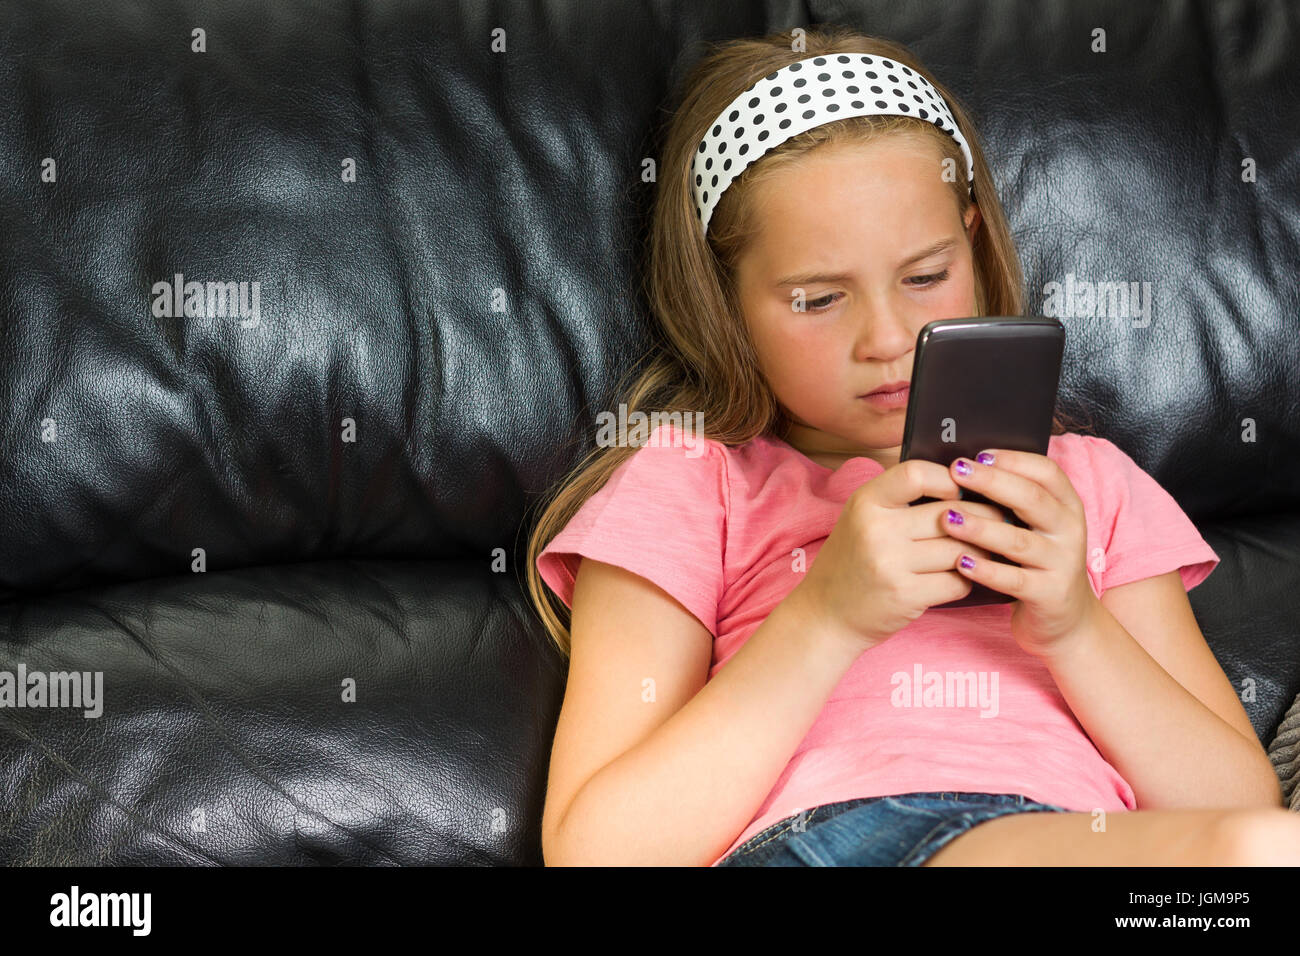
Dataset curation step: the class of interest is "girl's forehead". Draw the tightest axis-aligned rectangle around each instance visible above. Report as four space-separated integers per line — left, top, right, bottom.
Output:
748 142 961 229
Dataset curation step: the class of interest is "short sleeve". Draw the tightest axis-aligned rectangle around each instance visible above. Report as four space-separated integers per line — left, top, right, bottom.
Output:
536 424 728 636
1078 435 1220 595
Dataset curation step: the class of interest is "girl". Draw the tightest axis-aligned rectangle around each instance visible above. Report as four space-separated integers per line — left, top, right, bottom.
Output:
525 26 1296 867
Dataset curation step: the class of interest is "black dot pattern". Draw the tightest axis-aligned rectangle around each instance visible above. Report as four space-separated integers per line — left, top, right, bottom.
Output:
691 54 974 232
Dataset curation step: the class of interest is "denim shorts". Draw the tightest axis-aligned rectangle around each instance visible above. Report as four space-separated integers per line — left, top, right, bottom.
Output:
718 791 1072 866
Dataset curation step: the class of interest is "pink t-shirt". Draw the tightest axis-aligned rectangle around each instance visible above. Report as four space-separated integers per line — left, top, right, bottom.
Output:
537 422 1221 866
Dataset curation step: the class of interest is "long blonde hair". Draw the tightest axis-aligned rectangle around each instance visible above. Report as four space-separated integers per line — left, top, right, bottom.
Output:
524 25 1092 658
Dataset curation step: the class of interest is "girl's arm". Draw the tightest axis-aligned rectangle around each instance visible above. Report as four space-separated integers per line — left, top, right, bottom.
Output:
542 557 865 867
1039 570 1282 810
939 446 1278 810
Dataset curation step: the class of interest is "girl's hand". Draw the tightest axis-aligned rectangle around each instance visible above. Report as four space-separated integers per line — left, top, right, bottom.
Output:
789 458 1007 653
940 449 1101 658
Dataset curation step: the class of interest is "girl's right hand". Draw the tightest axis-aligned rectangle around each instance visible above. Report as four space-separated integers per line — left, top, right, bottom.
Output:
790 458 1007 651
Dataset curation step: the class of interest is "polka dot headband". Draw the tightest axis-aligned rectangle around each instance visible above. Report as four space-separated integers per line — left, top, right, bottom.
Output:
691 53 975 234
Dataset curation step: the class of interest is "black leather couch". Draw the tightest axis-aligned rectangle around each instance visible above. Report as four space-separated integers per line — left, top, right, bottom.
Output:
2 0 1297 866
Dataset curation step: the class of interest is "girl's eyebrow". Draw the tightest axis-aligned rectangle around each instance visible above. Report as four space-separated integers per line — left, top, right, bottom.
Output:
772 236 958 287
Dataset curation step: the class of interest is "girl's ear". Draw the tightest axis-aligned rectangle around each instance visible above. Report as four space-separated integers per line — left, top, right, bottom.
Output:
964 202 982 240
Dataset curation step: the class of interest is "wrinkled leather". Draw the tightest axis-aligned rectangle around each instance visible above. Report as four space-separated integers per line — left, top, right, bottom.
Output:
0 0 1296 864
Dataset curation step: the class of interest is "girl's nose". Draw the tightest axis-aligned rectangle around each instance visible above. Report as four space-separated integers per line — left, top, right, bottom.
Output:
854 311 913 360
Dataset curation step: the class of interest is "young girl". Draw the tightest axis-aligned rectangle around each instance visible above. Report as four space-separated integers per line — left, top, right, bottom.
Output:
525 26 1296 867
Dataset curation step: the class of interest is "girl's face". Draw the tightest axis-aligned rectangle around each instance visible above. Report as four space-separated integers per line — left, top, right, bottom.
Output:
733 134 982 469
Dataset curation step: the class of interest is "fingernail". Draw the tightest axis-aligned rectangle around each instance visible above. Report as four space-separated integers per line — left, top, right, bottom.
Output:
946 509 964 525
954 459 972 477
977 451 995 466
960 554 976 570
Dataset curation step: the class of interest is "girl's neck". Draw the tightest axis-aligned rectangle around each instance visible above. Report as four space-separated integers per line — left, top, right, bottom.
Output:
778 419 901 471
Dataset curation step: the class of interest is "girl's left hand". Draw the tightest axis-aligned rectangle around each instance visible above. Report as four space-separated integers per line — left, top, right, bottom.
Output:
939 449 1100 658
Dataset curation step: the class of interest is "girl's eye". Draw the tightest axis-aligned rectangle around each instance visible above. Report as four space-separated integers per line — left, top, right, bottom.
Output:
805 269 951 312
907 268 951 288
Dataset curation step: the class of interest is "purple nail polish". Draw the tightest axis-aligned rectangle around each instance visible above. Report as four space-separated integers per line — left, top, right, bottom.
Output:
954 459 972 477
946 509 963 525
960 555 975 570
977 452 995 466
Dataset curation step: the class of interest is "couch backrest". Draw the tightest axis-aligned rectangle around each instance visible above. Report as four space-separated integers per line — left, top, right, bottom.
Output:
2 0 1297 598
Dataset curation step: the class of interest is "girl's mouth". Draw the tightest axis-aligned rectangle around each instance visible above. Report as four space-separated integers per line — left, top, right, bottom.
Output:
859 385 909 408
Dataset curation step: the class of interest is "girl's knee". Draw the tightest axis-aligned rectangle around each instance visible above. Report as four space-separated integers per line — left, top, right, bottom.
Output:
1211 807 1300 866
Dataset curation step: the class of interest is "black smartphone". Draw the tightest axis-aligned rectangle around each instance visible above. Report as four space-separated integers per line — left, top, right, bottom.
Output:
899 316 1065 608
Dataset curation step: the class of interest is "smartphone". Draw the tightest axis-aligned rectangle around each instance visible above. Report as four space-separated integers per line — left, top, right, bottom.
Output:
899 316 1065 608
